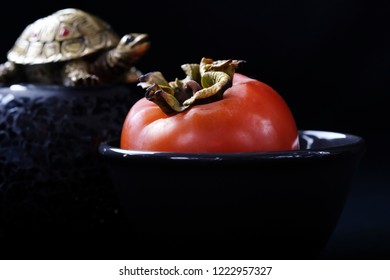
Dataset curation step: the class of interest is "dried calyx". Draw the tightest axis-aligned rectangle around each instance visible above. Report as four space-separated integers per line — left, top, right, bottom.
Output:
137 57 244 115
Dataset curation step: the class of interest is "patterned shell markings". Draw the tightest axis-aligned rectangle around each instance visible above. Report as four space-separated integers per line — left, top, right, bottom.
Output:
7 8 121 65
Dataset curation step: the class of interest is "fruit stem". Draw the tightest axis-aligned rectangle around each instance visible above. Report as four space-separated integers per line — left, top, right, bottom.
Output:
138 57 244 115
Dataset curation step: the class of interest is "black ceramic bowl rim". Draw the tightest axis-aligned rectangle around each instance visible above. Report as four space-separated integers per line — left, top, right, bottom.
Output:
98 130 365 162
1 82 133 92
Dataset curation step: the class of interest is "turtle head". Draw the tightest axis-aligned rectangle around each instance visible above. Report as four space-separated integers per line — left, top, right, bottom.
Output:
116 33 150 64
94 33 150 84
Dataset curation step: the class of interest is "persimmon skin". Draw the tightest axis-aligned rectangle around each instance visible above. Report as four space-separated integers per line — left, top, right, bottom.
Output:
120 73 299 153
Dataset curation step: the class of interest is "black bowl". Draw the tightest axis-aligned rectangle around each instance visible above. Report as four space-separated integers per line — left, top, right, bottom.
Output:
99 130 365 259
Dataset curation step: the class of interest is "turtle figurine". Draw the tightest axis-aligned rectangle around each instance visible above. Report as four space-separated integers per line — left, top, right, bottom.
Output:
0 8 150 87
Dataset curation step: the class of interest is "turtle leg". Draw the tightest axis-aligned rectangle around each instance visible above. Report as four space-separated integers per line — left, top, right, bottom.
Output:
124 66 143 83
62 60 100 87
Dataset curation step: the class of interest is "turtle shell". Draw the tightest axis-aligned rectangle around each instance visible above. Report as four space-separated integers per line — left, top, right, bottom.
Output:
7 8 120 65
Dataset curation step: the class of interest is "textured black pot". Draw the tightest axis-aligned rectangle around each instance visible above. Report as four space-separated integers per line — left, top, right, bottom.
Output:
0 83 142 244
99 130 365 260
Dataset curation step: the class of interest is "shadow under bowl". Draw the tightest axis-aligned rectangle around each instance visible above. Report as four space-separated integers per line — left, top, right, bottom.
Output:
99 130 365 259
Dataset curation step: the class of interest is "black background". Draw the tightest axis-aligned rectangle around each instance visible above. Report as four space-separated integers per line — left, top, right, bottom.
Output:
1 0 389 259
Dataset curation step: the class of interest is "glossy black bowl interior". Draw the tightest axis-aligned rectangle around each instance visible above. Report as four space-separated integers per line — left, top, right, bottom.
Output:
99 130 365 259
